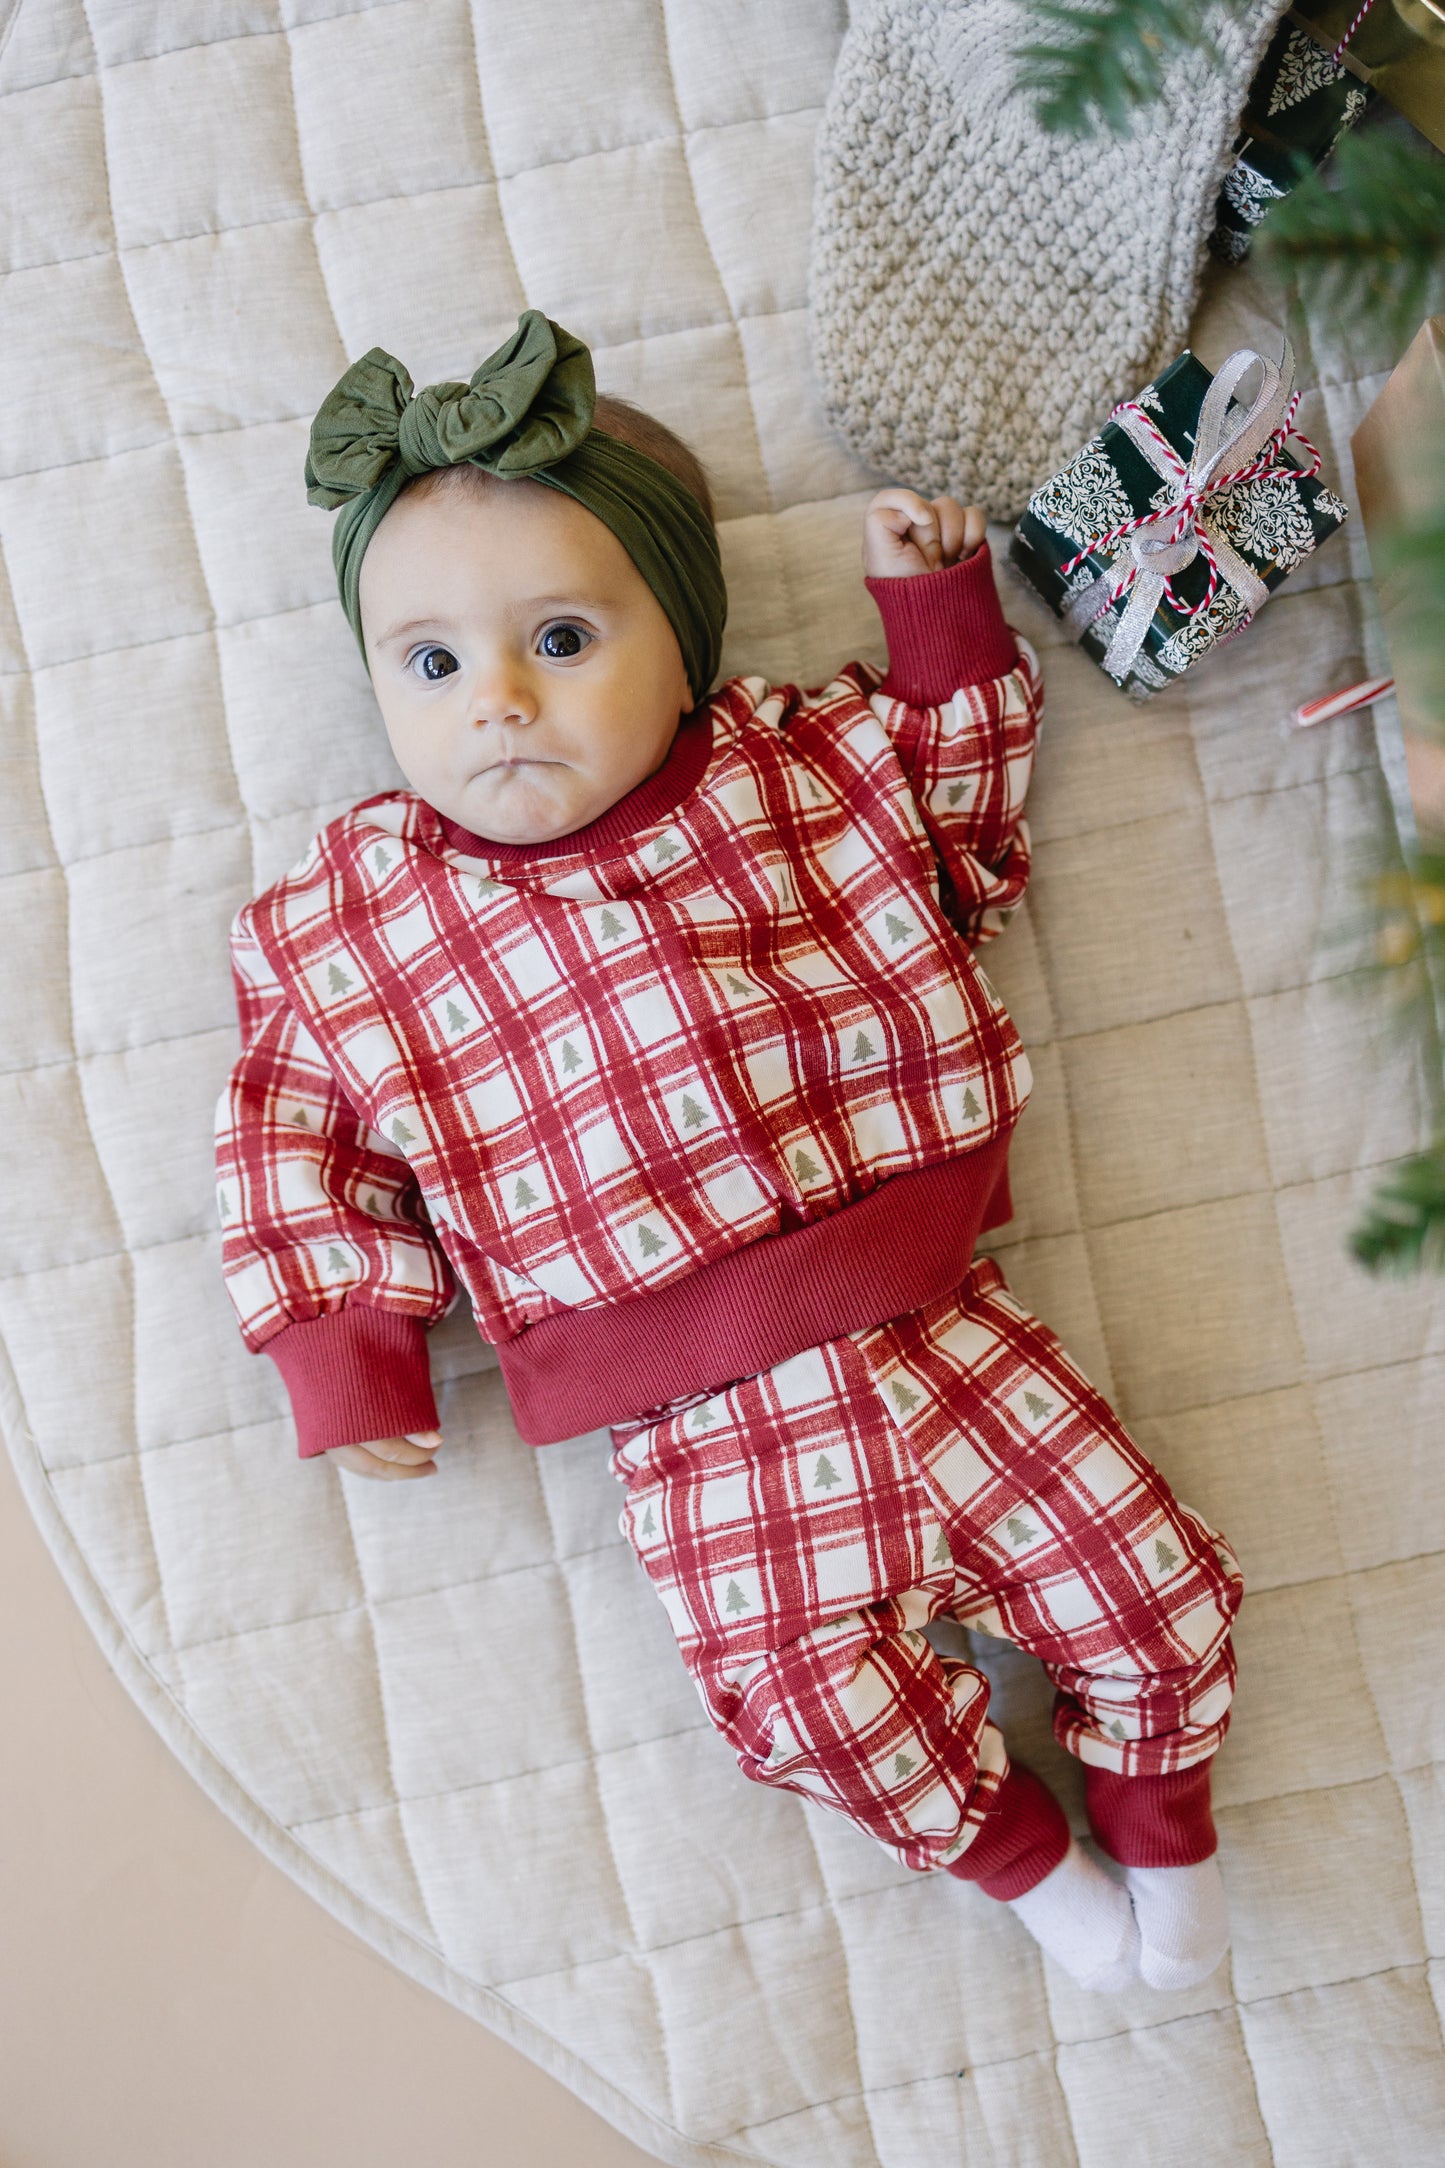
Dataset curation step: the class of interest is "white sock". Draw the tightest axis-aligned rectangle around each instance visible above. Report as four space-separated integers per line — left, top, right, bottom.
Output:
1005 1839 1141 1992
1125 1857 1231 1990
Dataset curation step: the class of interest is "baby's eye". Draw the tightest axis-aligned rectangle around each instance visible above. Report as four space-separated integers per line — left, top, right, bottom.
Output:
411 645 459 683
538 622 590 660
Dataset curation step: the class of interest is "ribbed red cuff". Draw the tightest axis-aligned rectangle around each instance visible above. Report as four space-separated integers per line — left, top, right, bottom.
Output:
866 543 1019 706
260 1307 439 1459
1085 1763 1218 1867
944 1762 1071 1900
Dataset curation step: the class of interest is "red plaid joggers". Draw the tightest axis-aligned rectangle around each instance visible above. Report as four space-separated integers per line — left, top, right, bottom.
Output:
609 1255 1243 1880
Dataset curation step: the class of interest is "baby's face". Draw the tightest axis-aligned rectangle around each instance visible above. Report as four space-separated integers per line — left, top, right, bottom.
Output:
359 473 693 845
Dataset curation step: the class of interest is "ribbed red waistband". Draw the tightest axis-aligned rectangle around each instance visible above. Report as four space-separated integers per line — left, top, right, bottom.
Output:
496 1132 1014 1445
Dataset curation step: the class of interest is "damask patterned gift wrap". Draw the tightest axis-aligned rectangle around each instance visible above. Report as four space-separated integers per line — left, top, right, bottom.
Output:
1207 21 1374 266
1009 349 1349 702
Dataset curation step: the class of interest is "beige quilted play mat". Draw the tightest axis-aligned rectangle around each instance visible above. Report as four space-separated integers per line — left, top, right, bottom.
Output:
3 2 1444 2161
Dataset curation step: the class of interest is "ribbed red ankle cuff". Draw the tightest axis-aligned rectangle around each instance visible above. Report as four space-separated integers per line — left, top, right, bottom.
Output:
1086 1763 1217 1867
945 1763 1070 1900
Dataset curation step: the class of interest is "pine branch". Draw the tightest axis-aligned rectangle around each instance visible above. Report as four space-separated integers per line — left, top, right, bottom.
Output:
1349 1140 1445 1272
1329 847 1445 1071
1256 132 1445 349
1373 483 1445 746
1011 0 1245 138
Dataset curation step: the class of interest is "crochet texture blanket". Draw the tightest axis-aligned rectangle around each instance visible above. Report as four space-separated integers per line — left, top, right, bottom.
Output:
2 1 1443 2163
809 0 1287 515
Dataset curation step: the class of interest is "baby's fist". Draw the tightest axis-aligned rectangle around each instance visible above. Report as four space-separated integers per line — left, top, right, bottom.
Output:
327 1429 442 1480
864 490 986 580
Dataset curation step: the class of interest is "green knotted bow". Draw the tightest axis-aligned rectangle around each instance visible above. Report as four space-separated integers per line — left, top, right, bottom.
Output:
305 310 726 703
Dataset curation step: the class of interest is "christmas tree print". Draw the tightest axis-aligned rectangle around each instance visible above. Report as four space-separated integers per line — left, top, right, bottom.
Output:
444 998 469 1036
813 1453 841 1491
946 780 968 808
851 1030 877 1064
884 911 914 945
794 1148 823 1184
690 1401 716 1430
1108 1718 1128 1741
290 1107 311 1128
636 1221 666 1258
389 1115 415 1148
326 1244 347 1274
1023 1390 1053 1422
363 1191 380 1216
723 1579 751 1615
560 1038 583 1074
327 960 353 997
725 972 752 998
889 1378 920 1414
654 833 681 864
1154 1537 1180 1574
892 1751 917 1780
474 876 501 900
961 1087 982 1122
598 907 625 942
640 1504 656 1538
513 1174 539 1211
1005 1515 1038 1548
216 1188 232 1220
373 845 392 875
932 1526 952 1566
679 1093 707 1131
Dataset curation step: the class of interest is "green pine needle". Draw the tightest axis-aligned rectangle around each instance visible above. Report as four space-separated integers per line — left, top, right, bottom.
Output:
1256 133 1445 351
1372 473 1445 745
1011 0 1247 138
1349 1142 1445 1273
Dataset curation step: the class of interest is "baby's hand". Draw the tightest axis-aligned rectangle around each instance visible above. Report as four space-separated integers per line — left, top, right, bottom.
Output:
326 1428 442 1480
864 490 987 579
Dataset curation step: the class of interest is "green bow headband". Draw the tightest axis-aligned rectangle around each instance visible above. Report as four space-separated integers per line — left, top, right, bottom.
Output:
305 310 726 703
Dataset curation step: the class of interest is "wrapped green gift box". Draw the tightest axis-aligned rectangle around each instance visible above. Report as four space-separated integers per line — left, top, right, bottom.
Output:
1009 346 1350 702
1208 18 1375 265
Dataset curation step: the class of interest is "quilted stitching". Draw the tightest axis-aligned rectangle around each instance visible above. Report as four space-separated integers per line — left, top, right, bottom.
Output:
2 2 1444 2163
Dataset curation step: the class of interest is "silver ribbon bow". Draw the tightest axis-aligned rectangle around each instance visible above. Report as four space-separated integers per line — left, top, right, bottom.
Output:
1064 342 1296 681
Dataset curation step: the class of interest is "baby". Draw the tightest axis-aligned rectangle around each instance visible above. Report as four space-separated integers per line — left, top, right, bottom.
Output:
217 311 1243 1995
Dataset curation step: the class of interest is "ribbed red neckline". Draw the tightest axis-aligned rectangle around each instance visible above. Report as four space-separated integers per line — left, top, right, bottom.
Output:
435 706 714 864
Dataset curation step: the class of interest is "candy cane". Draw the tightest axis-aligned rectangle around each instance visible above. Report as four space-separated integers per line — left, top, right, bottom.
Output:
1291 676 1394 729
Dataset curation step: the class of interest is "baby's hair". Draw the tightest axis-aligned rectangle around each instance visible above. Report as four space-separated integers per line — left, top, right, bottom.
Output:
402 392 714 527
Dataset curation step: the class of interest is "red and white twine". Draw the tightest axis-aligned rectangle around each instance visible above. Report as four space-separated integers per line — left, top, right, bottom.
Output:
1331 0 1377 67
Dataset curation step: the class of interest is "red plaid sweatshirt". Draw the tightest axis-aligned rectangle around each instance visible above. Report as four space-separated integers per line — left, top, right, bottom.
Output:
215 547 1040 1454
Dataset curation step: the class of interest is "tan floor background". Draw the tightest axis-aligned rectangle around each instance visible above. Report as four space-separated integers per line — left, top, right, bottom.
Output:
0 1436 655 2168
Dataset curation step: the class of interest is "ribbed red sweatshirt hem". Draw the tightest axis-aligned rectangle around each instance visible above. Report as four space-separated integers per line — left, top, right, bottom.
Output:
1086 1763 1218 1866
262 1134 1013 1456
497 1131 1014 1444
866 543 1018 705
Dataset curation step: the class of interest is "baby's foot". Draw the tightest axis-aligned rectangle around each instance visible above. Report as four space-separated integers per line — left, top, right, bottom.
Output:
1005 1839 1140 1992
1125 1857 1231 1990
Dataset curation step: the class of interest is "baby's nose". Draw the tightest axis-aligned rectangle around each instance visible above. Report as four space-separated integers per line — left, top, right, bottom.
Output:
468 669 538 727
